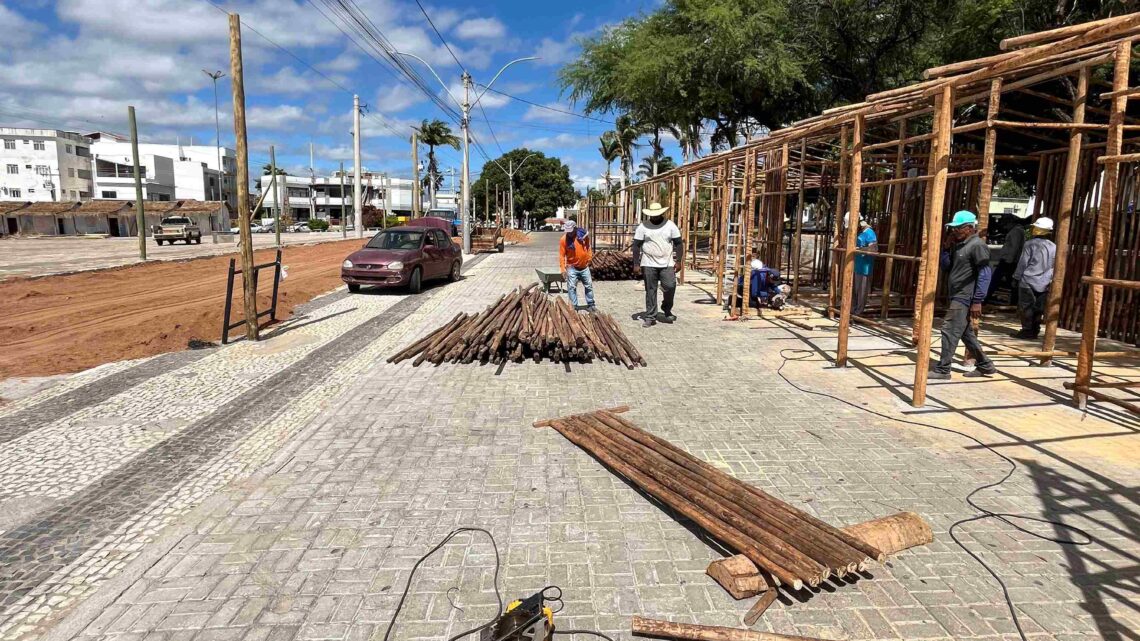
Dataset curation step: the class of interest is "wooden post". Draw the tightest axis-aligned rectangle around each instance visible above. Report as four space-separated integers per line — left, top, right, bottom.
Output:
912 85 955 407
228 13 258 342
729 154 754 316
976 78 1003 235
776 142 790 275
791 139 806 302
1074 41 1131 408
880 119 906 319
828 126 849 319
340 162 346 238
1041 67 1088 364
127 106 147 261
411 132 421 217
836 115 864 367
270 145 281 247
715 159 732 304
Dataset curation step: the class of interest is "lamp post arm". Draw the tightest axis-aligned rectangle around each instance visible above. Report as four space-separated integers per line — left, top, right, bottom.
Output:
395 51 463 110
471 57 538 108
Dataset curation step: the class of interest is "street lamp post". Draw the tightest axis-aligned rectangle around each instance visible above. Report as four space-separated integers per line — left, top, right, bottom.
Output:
203 69 226 229
396 52 537 253
503 153 536 230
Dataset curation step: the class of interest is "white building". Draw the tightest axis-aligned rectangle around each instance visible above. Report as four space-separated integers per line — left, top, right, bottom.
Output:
0 128 94 202
91 152 176 203
257 170 456 222
87 133 236 209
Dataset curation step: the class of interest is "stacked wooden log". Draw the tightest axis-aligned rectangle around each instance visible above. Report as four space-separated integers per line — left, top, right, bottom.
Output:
534 407 884 591
388 285 647 368
590 249 639 280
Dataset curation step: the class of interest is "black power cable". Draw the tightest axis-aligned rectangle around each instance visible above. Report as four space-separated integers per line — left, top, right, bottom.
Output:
774 347 1092 641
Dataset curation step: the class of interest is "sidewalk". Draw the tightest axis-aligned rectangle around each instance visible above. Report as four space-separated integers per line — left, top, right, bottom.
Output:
1 232 1136 641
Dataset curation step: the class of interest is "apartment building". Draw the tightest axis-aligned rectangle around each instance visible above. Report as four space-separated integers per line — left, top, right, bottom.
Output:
0 128 94 202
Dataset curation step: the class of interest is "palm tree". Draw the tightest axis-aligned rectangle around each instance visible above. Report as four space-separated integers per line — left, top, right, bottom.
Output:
598 132 621 202
612 113 644 188
417 118 460 209
637 155 676 180
676 120 703 163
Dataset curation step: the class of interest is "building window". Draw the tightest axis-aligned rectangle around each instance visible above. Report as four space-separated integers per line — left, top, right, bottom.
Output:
28 188 35 194
101 191 117 198
79 191 90 199
2 140 13 150
65 144 73 154
70 190 77 199
33 140 45 151
6 164 17 174
68 168 75 178
75 146 90 157
35 165 49 175
9 189 20 198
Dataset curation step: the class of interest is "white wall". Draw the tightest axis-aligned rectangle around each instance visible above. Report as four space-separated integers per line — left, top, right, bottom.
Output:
0 129 93 202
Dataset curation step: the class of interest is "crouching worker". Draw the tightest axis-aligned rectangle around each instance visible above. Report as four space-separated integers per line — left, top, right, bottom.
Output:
633 202 683 327
559 220 596 312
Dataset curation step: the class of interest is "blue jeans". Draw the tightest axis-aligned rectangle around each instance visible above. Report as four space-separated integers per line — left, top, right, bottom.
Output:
566 266 595 308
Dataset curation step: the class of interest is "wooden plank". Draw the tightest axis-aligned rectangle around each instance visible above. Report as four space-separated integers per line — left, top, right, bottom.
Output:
828 126 849 320
792 139 807 302
836 114 864 367
1074 41 1131 408
1001 14 1136 50
743 591 779 627
633 617 825 641
976 78 1002 235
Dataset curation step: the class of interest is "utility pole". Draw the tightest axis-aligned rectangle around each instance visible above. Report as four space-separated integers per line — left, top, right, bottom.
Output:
353 94 363 238
270 145 280 246
411 133 421 217
309 141 316 223
203 69 226 227
128 106 146 261
485 179 489 224
340 161 347 238
382 172 390 229
229 12 257 341
461 71 472 253
508 159 515 232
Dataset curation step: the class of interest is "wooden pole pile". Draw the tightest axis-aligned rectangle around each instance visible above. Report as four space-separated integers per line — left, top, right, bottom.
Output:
534 407 884 591
591 249 639 280
388 285 647 368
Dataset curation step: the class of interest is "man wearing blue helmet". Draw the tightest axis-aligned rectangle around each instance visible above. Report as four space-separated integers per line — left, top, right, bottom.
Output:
930 210 997 380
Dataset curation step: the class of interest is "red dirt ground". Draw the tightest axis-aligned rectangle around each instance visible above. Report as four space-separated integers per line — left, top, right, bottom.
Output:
0 239 366 379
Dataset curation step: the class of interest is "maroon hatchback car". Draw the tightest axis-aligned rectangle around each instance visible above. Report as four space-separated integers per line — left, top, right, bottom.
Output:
341 226 462 294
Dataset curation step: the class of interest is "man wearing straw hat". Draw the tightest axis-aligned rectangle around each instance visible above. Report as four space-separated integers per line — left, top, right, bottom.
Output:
930 210 997 380
1012 216 1057 339
632 201 683 327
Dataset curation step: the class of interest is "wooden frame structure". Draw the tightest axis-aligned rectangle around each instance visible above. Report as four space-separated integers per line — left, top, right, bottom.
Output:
614 14 1140 409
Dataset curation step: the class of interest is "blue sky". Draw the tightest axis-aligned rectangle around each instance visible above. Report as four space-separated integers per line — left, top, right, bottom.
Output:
0 0 668 193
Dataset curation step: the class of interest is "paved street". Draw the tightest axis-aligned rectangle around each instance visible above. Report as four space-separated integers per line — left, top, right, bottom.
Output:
1 232 1137 641
0 233 350 280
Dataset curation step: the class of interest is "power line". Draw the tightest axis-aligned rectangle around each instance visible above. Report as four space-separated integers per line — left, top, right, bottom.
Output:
476 100 504 156
413 0 465 73
476 85 614 124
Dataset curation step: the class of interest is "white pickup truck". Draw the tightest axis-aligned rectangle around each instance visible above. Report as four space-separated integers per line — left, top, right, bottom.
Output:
153 216 202 245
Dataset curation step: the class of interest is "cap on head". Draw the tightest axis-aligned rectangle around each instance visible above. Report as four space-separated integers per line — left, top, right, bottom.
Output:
642 202 669 217
562 220 576 233
946 210 978 228
1032 217 1054 231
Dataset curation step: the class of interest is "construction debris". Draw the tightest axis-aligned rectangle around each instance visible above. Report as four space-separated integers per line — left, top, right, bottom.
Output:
389 285 647 368
534 407 884 591
842 511 933 555
707 555 767 599
632 616 825 641
742 591 779 627
590 249 639 280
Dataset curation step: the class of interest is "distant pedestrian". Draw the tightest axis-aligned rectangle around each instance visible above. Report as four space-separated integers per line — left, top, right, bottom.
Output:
1013 217 1056 339
633 202 683 327
852 217 877 315
930 210 997 380
559 220 596 312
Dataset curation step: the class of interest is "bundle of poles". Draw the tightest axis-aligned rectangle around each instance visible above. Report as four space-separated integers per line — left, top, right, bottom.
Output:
388 285 647 368
590 249 639 280
535 407 885 591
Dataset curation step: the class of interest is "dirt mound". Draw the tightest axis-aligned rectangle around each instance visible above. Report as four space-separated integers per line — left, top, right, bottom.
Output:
0 239 365 379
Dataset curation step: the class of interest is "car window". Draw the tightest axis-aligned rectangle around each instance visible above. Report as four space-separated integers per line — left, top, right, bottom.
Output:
367 230 423 250
162 217 192 225
434 230 450 247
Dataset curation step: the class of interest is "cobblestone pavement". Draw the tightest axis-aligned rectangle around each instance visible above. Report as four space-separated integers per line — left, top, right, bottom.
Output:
1 232 1136 641
0 233 347 280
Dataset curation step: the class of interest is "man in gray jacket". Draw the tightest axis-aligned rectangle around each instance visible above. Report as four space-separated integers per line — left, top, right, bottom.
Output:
930 211 997 380
1013 217 1057 339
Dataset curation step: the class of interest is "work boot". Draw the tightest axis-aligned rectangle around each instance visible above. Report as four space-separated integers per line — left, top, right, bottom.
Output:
642 317 657 328
656 312 676 324
1012 330 1036 339
928 370 951 380
587 305 598 314
963 367 996 378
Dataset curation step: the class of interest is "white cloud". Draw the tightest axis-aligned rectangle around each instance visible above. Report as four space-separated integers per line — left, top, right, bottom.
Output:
453 17 507 41
248 105 309 129
522 132 593 150
533 36 578 66
321 51 361 73
375 84 424 114
523 103 577 124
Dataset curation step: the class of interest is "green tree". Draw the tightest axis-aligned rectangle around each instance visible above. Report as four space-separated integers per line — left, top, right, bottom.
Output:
417 119 460 208
638 155 676 180
472 149 577 226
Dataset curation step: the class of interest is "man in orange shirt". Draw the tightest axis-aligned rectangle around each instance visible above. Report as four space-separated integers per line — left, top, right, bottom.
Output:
559 220 596 311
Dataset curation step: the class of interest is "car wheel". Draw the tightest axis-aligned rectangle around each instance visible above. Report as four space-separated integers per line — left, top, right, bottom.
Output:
195 236 201 244
496 242 504 253
408 267 422 294
448 261 461 282
347 283 361 293
156 239 163 246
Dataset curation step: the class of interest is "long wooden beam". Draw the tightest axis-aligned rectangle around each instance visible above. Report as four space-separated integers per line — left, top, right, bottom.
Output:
836 114 864 367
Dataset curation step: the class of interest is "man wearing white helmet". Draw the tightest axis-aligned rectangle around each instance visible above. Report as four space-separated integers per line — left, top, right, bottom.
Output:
1012 217 1057 339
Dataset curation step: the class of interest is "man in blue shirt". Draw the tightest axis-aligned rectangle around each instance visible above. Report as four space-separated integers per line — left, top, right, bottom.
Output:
852 218 877 316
